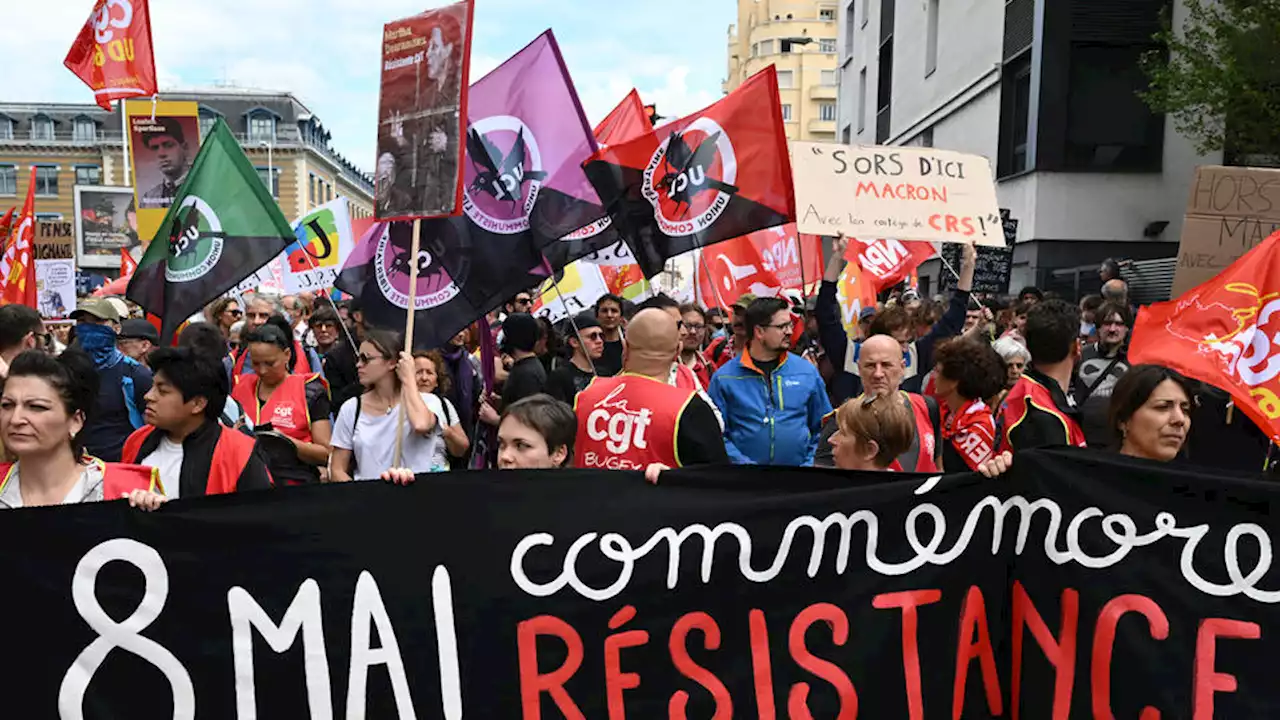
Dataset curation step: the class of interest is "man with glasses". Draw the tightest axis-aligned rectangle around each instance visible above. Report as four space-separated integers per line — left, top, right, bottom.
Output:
1074 301 1131 447
679 304 713 388
504 292 534 317
545 311 605 404
0 305 49 376
708 297 831 465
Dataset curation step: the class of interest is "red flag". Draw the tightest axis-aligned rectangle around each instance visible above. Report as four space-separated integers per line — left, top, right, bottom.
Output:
0 208 14 253
594 89 649 148
846 238 936 293
120 248 138 277
697 223 822 307
0 169 38 308
64 0 157 110
1130 230 1280 442
585 66 796 278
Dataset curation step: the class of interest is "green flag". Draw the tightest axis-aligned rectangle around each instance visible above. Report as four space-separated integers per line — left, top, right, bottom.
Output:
126 118 295 340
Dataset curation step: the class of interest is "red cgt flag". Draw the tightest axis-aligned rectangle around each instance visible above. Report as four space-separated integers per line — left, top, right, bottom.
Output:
584 66 796 278
1130 230 1280 442
0 169 38 308
120 248 138 277
846 238 936 293
64 0 157 111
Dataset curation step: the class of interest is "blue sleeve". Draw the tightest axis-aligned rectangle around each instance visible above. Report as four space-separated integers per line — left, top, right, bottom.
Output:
707 374 751 464
815 280 849 370
307 347 325 380
917 290 970 372
806 370 833 461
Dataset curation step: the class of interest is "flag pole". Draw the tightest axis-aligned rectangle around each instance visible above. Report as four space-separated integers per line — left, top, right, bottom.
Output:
550 278 598 376
796 232 810 301
936 244 985 312
290 217 361 356
698 249 732 315
120 102 131 187
393 219 422 468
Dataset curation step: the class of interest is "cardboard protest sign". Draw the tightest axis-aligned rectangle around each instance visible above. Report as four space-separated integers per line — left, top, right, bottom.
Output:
34 221 75 319
375 0 474 221
791 142 1004 247
1172 165 1280 296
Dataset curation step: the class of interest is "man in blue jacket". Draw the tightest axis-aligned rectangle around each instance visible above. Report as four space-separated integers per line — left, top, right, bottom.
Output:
708 297 832 465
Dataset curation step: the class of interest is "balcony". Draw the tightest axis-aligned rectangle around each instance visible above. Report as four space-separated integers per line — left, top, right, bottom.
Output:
808 119 837 134
0 129 123 147
809 84 838 100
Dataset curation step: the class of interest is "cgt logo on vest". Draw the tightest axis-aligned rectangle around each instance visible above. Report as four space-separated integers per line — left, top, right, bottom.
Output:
585 384 652 466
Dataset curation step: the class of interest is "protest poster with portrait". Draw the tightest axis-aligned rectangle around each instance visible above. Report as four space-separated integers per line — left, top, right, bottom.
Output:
73 186 141 268
124 99 200 245
375 0 474 221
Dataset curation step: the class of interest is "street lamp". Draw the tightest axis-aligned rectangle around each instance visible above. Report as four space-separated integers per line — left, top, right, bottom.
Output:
259 139 274 198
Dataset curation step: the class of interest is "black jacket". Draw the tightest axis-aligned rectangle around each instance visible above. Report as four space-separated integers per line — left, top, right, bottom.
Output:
131 419 273 497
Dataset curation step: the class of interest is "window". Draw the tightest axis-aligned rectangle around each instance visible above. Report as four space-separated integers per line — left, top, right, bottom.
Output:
309 173 316 205
30 117 53 141
780 39 797 54
256 167 279 197
821 69 837 86
857 68 867 132
35 213 62 221
34 166 58 196
759 39 775 55
781 104 793 122
842 125 852 143
1063 45 1164 171
845 0 857 54
248 114 275 143
751 43 758 57
998 54 1033 177
777 70 795 88
876 38 894 143
920 127 934 148
75 166 101 186
0 166 15 195
925 0 939 76
820 7 836 20
861 0 869 27
73 119 96 142
820 102 837 122
0 119 11 140
820 38 837 53
199 114 217 140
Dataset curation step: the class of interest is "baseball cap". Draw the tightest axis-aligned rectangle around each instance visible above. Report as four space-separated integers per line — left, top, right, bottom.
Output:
733 292 756 310
71 298 121 322
501 313 540 353
118 318 160 344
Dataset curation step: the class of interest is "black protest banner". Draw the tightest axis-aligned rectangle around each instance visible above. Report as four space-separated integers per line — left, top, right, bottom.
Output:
2 449 1278 718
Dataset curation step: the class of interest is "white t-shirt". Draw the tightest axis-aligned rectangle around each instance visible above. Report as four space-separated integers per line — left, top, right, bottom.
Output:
431 396 461 469
332 393 449 480
0 462 105 509
140 436 185 500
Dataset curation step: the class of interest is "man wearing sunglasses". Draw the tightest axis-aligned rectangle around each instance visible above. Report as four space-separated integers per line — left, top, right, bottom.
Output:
545 312 605 404
708 297 832 465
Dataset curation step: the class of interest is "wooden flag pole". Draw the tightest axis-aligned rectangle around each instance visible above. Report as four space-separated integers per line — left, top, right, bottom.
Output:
393 219 422 468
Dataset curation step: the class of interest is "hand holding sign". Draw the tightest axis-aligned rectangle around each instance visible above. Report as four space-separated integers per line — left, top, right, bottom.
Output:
791 142 1004 247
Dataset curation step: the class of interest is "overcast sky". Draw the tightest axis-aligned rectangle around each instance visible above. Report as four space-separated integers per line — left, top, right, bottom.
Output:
6 0 732 173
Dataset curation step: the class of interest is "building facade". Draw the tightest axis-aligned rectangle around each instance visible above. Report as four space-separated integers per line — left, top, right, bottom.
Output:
0 89 374 229
725 0 841 141
836 0 1219 297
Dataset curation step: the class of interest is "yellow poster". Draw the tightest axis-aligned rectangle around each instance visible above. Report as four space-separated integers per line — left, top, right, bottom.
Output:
124 99 201 249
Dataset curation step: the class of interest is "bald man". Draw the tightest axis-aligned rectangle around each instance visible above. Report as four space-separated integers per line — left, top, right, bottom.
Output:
574 309 727 471
815 333 943 472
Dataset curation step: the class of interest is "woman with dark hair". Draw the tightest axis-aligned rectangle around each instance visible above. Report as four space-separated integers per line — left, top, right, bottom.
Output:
980 364 1195 476
205 297 242 340
414 350 470 466
231 300 320 382
230 324 331 484
0 349 164 509
330 329 443 481
498 394 575 469
932 339 1006 471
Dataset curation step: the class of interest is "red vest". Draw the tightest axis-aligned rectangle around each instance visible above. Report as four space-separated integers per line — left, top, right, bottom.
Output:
231 374 318 444
574 374 695 470
889 392 940 473
0 459 159 501
673 363 701 391
233 341 314 383
122 424 259 495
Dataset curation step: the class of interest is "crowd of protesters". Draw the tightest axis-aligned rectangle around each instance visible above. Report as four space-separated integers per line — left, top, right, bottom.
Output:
0 242 1268 510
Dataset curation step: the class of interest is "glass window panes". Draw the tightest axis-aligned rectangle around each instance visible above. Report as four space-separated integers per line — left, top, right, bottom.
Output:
199 115 216 140
821 69 837 86
0 166 15 195
31 118 53 141
256 168 279 197
820 38 838 53
820 103 837 121
0 120 11 140
781 104 793 122
759 39 775 55
75 166 101 186
73 119 96 142
249 114 275 142
34 166 58 196
819 7 836 20
777 70 794 88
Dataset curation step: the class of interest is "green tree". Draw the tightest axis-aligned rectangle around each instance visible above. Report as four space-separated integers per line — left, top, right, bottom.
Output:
1141 0 1280 162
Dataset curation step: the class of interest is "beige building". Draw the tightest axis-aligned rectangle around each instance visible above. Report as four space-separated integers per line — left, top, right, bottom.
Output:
724 0 840 141
0 89 374 228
